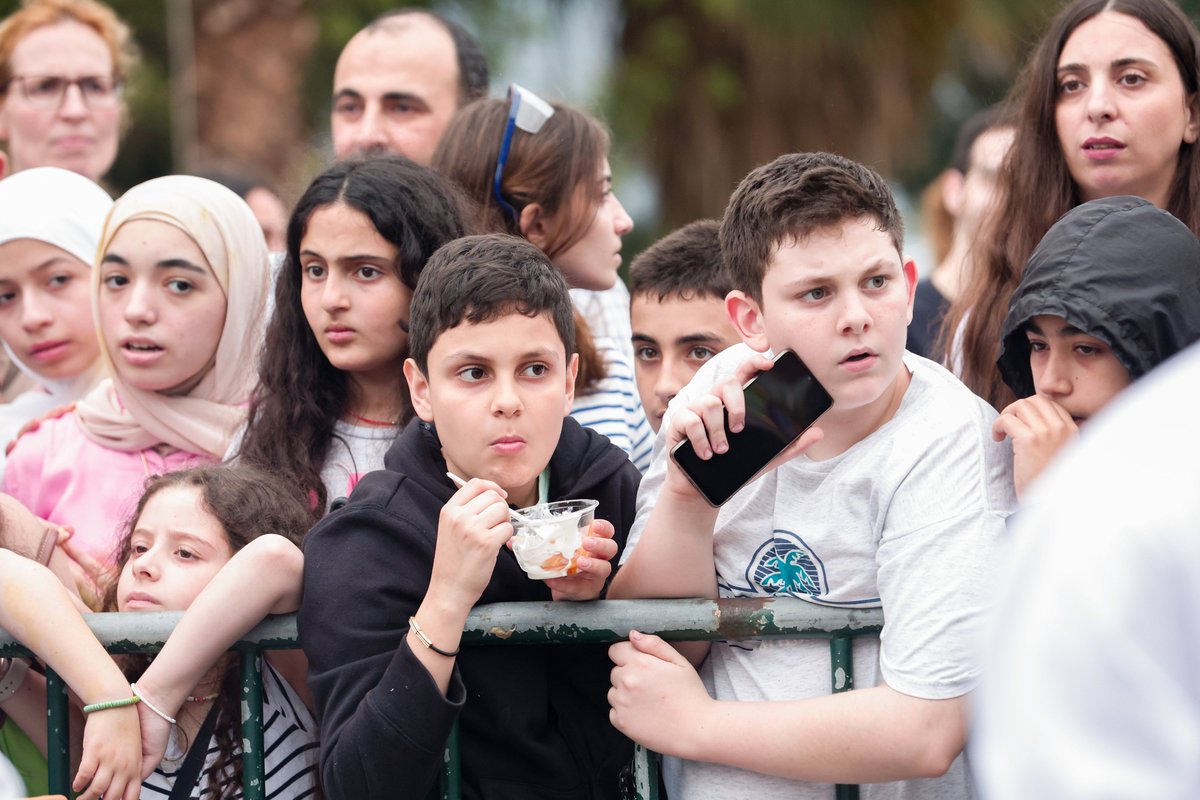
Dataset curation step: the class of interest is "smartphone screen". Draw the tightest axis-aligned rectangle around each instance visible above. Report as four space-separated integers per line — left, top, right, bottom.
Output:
670 350 832 506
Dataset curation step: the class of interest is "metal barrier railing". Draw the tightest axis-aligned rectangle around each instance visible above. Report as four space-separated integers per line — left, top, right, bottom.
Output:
0 598 884 800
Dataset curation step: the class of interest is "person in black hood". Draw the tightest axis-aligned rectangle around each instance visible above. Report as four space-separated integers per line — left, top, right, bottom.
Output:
298 233 641 800
994 195 1200 496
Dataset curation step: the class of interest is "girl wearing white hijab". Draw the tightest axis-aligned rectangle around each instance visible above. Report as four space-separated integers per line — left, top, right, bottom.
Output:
2 175 270 568
0 167 113 479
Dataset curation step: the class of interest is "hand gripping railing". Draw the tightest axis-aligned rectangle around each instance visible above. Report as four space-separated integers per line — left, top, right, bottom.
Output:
0 598 883 800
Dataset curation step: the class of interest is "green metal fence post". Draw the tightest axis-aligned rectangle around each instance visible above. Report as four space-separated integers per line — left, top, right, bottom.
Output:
240 650 266 800
45 668 70 797
831 636 859 800
634 743 660 800
441 719 461 800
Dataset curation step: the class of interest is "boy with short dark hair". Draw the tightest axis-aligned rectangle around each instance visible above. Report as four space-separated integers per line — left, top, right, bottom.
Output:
629 219 741 431
299 233 641 799
608 152 1015 798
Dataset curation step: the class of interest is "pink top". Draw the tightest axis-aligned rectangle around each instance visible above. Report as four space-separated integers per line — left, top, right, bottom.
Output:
2 410 212 564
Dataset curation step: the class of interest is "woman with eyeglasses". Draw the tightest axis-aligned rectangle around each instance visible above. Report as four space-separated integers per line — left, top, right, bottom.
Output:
434 87 654 472
0 0 136 184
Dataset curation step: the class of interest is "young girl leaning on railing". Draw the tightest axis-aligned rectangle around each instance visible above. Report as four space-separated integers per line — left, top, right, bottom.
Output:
0 463 317 800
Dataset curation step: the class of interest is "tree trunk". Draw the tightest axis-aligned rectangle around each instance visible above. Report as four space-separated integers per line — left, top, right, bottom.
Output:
188 0 317 190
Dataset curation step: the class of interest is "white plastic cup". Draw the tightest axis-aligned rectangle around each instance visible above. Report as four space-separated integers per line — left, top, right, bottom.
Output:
510 499 599 579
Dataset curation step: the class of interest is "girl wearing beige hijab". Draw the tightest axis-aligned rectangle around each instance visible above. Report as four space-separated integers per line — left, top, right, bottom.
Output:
2 175 270 569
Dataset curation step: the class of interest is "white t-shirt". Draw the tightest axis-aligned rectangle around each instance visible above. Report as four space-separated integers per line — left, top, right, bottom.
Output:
624 344 1015 800
0 753 22 800
320 419 398 507
973 342 1200 799
225 418 397 511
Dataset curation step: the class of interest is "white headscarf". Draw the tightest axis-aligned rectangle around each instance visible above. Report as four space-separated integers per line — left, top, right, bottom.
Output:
0 167 113 399
75 175 271 458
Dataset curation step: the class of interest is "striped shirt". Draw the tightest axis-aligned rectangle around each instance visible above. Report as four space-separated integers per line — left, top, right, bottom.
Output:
571 336 654 472
141 661 319 800
571 283 634 364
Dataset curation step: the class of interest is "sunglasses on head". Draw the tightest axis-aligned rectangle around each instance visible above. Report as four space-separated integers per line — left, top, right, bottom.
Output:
493 83 555 222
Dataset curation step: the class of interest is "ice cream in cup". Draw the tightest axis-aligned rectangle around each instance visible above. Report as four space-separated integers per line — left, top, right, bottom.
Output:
510 499 599 580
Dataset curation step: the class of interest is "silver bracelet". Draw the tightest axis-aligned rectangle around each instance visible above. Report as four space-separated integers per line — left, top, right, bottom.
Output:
0 658 31 703
408 616 460 657
130 682 176 725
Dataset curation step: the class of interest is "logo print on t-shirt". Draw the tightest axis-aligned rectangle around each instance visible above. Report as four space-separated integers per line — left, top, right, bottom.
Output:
747 531 826 597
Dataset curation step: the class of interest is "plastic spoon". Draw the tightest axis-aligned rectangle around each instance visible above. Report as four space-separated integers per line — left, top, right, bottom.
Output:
445 471 537 526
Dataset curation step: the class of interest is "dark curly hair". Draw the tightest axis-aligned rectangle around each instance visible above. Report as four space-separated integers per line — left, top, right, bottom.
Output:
102 464 311 800
235 156 471 515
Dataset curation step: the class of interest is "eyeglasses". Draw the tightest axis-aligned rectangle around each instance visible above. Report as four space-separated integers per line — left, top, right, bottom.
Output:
3 74 123 110
493 83 555 222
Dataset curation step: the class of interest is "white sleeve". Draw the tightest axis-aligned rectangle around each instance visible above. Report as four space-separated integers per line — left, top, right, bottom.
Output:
973 347 1200 798
875 411 1012 699
973 476 1200 798
0 752 24 800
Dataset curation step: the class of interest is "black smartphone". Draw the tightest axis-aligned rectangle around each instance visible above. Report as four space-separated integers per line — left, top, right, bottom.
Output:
670 349 833 507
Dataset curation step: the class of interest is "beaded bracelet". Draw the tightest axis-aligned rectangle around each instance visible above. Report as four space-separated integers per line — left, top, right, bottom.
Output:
82 695 140 714
130 682 176 725
408 616 460 657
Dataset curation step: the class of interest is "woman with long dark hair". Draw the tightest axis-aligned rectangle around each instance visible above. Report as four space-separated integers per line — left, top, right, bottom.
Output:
945 0 1200 409
235 156 470 515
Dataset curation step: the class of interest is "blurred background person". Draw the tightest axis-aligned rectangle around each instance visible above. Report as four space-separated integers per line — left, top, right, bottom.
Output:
330 8 488 165
0 0 135 405
909 106 1014 359
200 168 288 253
0 166 111 480
0 0 137 184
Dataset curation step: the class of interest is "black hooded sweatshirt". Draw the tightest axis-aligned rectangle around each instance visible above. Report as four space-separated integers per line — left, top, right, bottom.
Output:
298 417 640 800
997 195 1200 398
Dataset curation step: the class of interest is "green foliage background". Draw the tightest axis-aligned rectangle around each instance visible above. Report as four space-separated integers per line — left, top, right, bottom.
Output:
5 0 1200 238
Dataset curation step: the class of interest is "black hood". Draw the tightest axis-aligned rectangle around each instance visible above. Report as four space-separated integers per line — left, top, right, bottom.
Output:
997 196 1200 398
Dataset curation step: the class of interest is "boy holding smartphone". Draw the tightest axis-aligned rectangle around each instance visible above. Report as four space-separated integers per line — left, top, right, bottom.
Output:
608 152 1015 798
